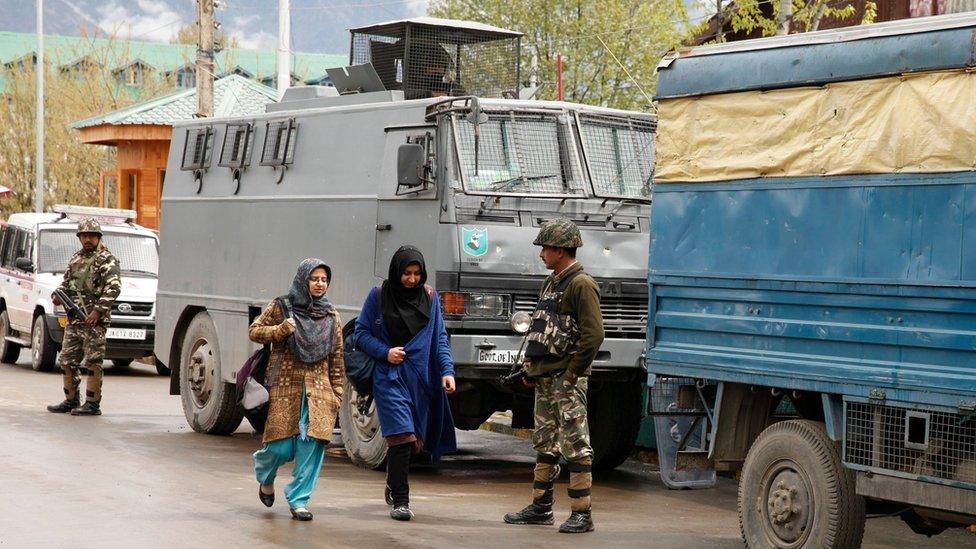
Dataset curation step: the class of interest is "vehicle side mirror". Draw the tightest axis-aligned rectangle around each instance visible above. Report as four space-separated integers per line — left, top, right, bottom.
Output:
397 143 426 188
15 257 33 272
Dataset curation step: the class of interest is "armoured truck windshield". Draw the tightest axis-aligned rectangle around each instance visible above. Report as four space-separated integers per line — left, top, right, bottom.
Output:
451 109 654 201
38 229 159 276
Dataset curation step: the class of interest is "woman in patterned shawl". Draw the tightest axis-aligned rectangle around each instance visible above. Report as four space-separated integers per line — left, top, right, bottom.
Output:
249 258 344 521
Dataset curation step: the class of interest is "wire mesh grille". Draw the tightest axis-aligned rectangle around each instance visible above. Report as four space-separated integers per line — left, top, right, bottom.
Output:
845 402 976 484
218 123 252 168
649 377 703 415
351 23 519 100
180 127 213 171
260 120 297 167
454 112 587 196
578 114 655 200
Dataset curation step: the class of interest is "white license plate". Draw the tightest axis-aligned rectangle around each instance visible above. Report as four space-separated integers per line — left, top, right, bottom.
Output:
478 349 520 365
106 327 146 340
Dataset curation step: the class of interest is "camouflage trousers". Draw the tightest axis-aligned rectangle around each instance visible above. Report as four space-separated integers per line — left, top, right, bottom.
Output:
532 369 593 511
58 323 107 403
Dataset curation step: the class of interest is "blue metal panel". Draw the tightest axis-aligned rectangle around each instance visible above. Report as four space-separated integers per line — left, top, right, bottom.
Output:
656 26 976 98
646 174 976 409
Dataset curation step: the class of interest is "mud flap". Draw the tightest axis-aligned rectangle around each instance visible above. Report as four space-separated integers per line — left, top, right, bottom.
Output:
648 374 717 489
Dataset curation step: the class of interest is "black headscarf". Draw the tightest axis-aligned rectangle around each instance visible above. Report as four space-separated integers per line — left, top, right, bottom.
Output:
381 245 432 347
286 258 336 364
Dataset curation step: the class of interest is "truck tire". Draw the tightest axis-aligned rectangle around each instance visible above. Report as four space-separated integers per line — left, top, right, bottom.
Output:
179 312 243 435
0 309 22 365
588 379 641 471
738 419 865 548
31 315 58 372
339 376 387 470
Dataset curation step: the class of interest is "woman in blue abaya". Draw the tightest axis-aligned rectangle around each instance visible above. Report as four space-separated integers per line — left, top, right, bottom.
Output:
354 245 457 521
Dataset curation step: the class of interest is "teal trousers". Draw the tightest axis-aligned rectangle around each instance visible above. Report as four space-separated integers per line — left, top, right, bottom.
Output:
253 384 325 509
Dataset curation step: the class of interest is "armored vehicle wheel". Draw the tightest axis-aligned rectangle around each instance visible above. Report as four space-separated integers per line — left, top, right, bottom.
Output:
340 376 387 470
31 316 58 372
179 312 243 435
738 419 865 548
588 379 642 471
111 358 133 369
0 310 21 364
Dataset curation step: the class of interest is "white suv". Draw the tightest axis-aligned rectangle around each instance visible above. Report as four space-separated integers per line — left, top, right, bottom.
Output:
0 205 163 374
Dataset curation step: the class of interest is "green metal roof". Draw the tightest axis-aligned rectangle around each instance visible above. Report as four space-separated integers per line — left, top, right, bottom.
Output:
71 74 279 128
0 31 346 82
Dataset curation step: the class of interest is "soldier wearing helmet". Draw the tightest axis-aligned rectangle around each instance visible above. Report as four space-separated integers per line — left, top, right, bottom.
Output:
505 218 603 534
46 217 121 416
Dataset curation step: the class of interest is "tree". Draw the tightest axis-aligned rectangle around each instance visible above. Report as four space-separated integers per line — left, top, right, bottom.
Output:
428 0 689 111
700 0 877 43
0 34 172 216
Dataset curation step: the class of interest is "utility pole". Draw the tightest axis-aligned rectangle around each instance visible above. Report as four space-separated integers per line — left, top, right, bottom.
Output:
277 0 290 98
35 0 44 212
196 0 215 117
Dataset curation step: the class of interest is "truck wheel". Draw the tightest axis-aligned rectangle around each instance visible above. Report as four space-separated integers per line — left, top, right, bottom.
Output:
339 376 387 470
31 316 58 372
0 310 22 364
588 379 641 471
179 312 243 435
738 419 865 548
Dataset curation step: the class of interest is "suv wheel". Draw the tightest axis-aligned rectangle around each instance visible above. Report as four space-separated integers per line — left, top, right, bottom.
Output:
31 315 58 372
0 310 21 364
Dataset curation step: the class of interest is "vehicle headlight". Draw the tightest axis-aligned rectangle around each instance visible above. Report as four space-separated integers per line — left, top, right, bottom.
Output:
510 311 531 334
440 292 510 318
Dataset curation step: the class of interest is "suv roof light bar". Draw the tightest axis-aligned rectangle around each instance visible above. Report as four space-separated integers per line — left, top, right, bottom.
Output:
51 204 137 224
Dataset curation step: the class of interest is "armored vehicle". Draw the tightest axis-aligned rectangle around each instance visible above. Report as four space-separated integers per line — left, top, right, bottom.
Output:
156 18 654 470
646 13 976 545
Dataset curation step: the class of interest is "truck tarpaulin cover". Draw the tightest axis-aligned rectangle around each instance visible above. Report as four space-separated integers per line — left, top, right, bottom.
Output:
654 69 976 183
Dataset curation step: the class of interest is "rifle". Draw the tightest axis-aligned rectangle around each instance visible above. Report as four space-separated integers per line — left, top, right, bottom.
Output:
52 288 88 321
498 334 530 386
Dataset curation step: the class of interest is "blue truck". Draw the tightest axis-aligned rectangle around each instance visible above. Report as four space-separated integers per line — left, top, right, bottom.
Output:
646 13 976 546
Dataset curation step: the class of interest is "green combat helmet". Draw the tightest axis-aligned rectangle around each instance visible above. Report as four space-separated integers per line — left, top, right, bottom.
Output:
76 217 102 236
533 218 583 248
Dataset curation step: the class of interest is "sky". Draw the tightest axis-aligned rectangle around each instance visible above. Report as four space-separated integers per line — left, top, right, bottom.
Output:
0 0 430 54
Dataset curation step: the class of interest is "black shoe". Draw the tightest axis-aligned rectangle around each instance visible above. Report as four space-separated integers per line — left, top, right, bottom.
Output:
504 501 555 525
384 484 393 506
290 507 313 521
70 402 101 416
390 504 413 521
558 510 594 533
258 485 274 507
47 399 79 413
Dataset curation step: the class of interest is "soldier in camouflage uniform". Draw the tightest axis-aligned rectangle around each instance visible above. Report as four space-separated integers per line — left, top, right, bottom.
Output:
46 218 121 416
504 218 604 534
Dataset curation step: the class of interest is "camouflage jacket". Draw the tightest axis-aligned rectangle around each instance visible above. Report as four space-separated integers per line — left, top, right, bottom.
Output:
57 243 121 325
526 262 604 378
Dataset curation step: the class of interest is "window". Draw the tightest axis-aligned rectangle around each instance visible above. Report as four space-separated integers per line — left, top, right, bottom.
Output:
260 120 298 167
3 229 31 270
38 230 158 275
219 123 253 168
103 175 118 208
577 113 655 200
180 127 214 171
177 68 196 88
0 226 8 268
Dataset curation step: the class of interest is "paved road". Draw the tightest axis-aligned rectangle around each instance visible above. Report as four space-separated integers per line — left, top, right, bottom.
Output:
0 359 973 548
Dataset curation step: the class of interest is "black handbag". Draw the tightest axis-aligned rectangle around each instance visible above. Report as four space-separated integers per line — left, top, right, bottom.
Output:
343 331 375 395
237 297 290 433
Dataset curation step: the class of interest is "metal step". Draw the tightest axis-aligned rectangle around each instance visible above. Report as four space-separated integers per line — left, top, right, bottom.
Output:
5 335 31 347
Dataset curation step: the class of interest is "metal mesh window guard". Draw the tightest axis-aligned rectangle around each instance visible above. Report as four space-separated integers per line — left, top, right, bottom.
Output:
260 120 298 167
578 114 655 200
180 127 213 171
351 23 519 100
453 112 587 197
38 230 159 275
218 123 253 168
845 401 976 485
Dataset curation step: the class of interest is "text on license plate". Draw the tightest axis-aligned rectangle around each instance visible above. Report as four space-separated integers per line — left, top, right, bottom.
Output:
478 349 520 365
107 327 146 340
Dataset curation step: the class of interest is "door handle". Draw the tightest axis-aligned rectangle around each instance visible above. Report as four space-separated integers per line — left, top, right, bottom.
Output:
376 224 392 231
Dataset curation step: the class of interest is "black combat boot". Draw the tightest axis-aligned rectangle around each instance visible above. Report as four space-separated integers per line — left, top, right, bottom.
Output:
70 401 101 416
558 510 594 533
503 495 555 525
47 399 79 413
